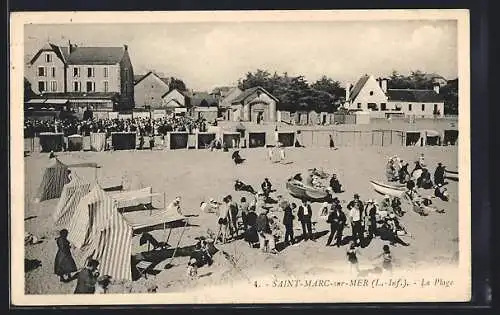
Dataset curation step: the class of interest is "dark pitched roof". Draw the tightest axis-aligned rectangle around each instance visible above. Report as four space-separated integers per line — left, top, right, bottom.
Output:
349 74 370 102
386 89 444 103
231 86 278 104
211 86 234 95
423 73 447 81
134 74 145 84
161 88 185 98
66 46 125 65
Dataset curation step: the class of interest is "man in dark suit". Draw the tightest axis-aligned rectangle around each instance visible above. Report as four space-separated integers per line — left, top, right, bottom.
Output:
74 259 99 294
326 198 347 246
297 200 313 241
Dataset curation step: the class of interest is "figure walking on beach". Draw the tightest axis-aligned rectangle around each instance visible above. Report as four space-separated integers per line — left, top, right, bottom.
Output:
54 229 77 282
282 202 296 246
297 200 313 241
215 195 231 244
326 198 346 247
74 259 100 294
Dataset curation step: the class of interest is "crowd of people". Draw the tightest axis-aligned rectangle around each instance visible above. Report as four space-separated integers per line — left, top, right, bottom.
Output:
24 115 211 138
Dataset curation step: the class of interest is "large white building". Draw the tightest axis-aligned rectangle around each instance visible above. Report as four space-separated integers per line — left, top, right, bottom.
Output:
345 74 445 118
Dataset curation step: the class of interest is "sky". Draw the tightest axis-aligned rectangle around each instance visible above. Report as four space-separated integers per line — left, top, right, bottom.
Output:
24 20 458 92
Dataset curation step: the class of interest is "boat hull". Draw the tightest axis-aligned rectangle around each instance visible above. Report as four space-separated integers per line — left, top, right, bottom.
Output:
370 180 406 197
286 180 329 201
445 170 458 181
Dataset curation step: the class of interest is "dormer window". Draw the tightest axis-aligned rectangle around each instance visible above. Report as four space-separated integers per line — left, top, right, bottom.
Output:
46 54 52 63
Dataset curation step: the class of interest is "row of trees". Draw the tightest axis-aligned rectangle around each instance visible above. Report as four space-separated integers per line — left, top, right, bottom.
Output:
238 70 345 112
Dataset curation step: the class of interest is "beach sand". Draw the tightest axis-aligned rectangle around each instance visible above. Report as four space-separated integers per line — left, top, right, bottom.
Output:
23 144 459 294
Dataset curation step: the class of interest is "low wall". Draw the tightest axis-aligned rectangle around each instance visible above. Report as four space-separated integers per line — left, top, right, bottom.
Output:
197 132 216 149
168 132 189 150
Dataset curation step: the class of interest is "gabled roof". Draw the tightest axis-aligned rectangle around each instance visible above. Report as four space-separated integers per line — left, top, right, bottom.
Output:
211 86 234 95
66 46 126 65
386 89 444 103
29 42 66 65
348 74 370 102
231 86 278 104
133 71 170 87
161 88 185 98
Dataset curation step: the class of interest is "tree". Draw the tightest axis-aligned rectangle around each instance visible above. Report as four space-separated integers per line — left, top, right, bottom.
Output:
310 76 345 112
24 78 34 101
388 70 436 89
169 77 187 92
440 78 458 115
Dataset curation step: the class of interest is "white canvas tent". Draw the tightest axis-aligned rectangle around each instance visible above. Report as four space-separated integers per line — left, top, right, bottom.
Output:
68 185 134 281
53 173 91 227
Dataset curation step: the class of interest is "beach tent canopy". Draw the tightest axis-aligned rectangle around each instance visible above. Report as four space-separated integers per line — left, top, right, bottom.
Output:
425 130 440 137
34 157 71 202
68 185 133 281
53 172 91 227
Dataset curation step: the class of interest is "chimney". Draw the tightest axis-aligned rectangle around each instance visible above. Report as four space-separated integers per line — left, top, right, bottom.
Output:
345 83 350 102
433 83 440 94
69 40 77 53
381 78 388 93
124 44 128 51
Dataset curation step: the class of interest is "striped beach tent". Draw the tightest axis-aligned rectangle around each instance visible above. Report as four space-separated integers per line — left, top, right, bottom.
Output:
53 172 91 227
68 185 133 281
34 157 71 203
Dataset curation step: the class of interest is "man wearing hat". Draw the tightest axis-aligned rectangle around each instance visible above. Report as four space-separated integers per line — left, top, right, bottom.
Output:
329 174 343 193
434 162 446 186
364 199 378 239
74 259 100 294
347 194 364 245
297 200 314 241
325 198 346 247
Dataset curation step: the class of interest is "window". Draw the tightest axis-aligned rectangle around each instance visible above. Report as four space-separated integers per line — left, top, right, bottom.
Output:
369 91 374 96
421 104 425 111
73 67 80 77
86 81 95 92
124 68 128 80
104 67 109 78
51 67 56 77
50 81 57 92
87 67 95 78
381 103 387 111
367 103 378 111
38 67 46 77
73 81 81 92
38 81 46 92
103 81 109 93
45 54 52 63
408 104 412 111
357 103 361 109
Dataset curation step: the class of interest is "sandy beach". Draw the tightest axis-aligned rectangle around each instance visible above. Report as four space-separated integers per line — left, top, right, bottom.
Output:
23 143 459 295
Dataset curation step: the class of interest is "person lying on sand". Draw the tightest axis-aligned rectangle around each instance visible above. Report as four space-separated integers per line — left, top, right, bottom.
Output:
412 196 445 215
434 184 449 201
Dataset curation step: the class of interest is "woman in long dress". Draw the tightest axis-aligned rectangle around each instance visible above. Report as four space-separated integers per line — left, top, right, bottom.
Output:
54 229 77 282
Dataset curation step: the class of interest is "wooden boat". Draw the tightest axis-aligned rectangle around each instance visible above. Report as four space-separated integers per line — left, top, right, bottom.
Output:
445 170 458 181
369 180 406 197
286 179 329 201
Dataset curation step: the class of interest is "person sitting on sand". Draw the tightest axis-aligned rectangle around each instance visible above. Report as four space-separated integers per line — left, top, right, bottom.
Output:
434 183 449 201
377 220 410 247
232 151 245 165
292 173 303 182
398 163 410 184
261 178 273 200
417 168 433 189
386 159 398 182
329 174 344 193
434 163 446 186
74 259 100 294
188 236 213 278
95 275 111 294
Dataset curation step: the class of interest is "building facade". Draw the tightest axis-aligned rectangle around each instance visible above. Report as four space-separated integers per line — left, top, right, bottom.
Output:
26 41 134 111
230 86 278 123
134 72 170 109
345 74 444 118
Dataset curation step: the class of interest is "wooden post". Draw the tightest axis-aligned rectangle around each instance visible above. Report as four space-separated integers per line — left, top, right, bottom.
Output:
168 220 189 265
390 130 393 145
381 131 384 147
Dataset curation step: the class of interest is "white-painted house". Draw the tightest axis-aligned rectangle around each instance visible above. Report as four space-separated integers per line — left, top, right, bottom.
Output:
345 74 444 118
161 88 187 114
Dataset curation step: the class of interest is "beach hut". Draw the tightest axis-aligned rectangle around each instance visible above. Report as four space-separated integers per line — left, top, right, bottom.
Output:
53 173 91 227
68 186 134 281
278 131 295 147
425 130 441 146
443 129 459 145
248 132 266 148
111 132 137 150
39 132 65 152
90 133 107 151
197 132 216 149
34 158 70 203
67 134 83 151
168 132 189 150
223 132 241 149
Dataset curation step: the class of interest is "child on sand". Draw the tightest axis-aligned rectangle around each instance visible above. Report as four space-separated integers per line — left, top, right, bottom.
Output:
346 242 360 275
372 245 393 275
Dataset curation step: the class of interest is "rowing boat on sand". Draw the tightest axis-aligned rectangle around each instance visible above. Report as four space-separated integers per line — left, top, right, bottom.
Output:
369 180 406 197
